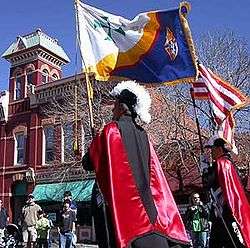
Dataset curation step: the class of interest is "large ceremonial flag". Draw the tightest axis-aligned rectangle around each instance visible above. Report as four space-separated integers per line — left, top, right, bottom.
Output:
75 1 197 85
192 64 247 153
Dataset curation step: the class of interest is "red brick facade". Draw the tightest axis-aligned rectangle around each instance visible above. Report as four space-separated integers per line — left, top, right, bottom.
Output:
0 30 78 222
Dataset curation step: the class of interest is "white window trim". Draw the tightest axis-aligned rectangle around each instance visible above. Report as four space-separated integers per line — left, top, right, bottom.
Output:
42 128 46 165
14 75 22 100
52 74 58 81
42 125 55 165
14 132 25 166
61 125 65 163
42 70 49 84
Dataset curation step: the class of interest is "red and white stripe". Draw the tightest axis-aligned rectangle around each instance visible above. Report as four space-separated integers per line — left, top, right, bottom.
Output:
198 64 246 125
191 77 209 99
192 64 247 153
218 113 238 153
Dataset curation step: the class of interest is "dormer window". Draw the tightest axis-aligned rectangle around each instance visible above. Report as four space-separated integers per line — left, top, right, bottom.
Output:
42 69 49 84
26 68 34 85
15 73 22 100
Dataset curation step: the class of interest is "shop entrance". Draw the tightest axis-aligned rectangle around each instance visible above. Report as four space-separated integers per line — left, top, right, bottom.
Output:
11 181 27 224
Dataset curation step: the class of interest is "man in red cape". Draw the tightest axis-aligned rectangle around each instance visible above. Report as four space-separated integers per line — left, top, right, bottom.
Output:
203 138 250 248
86 81 190 248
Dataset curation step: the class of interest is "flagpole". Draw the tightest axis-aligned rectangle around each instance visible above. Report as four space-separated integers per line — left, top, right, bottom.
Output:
74 2 111 248
190 87 204 154
190 87 238 248
209 189 238 248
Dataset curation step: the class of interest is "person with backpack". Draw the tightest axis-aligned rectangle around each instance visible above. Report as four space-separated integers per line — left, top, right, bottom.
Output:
36 210 50 248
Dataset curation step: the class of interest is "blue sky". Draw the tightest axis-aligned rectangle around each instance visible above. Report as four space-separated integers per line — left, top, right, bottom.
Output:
0 0 249 91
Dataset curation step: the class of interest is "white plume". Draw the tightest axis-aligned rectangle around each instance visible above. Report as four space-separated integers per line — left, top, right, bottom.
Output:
110 80 151 123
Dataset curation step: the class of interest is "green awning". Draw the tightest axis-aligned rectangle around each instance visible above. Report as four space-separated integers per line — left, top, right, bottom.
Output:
33 180 95 202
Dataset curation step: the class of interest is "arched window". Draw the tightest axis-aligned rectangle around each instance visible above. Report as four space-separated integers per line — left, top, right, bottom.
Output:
26 68 34 85
15 132 26 165
42 69 49 84
15 73 22 100
52 74 58 81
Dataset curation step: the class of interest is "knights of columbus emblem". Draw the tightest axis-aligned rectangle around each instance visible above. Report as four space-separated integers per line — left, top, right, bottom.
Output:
164 27 178 61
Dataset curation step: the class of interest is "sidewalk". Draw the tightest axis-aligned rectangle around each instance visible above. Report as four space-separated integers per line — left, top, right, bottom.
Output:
51 244 98 248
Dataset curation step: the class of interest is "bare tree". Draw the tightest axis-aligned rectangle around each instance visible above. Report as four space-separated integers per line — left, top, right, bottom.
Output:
142 87 203 193
198 30 249 94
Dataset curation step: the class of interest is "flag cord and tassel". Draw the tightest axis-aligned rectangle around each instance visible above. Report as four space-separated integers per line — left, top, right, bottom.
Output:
189 86 238 248
73 18 79 154
85 73 95 136
74 2 111 248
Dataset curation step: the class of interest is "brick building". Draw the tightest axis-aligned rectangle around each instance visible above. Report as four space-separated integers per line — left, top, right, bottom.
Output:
0 29 95 243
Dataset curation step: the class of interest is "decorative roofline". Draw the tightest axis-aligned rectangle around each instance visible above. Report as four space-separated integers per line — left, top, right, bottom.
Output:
29 73 92 107
23 28 59 45
2 28 70 63
35 165 95 184
8 48 67 68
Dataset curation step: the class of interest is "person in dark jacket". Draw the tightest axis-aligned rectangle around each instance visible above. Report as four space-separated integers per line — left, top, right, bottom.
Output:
0 200 9 245
202 137 250 248
58 199 76 248
185 193 209 248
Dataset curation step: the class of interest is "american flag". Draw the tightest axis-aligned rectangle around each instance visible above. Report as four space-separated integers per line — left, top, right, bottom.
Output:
192 64 247 153
191 77 209 100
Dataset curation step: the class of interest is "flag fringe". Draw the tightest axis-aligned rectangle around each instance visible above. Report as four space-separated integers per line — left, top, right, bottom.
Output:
88 73 198 86
179 2 198 82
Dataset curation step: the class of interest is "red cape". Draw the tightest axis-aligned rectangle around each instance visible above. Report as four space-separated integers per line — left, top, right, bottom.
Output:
90 122 189 248
217 155 250 248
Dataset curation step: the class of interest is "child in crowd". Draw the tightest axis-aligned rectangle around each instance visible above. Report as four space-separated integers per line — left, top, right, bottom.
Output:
36 210 51 248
